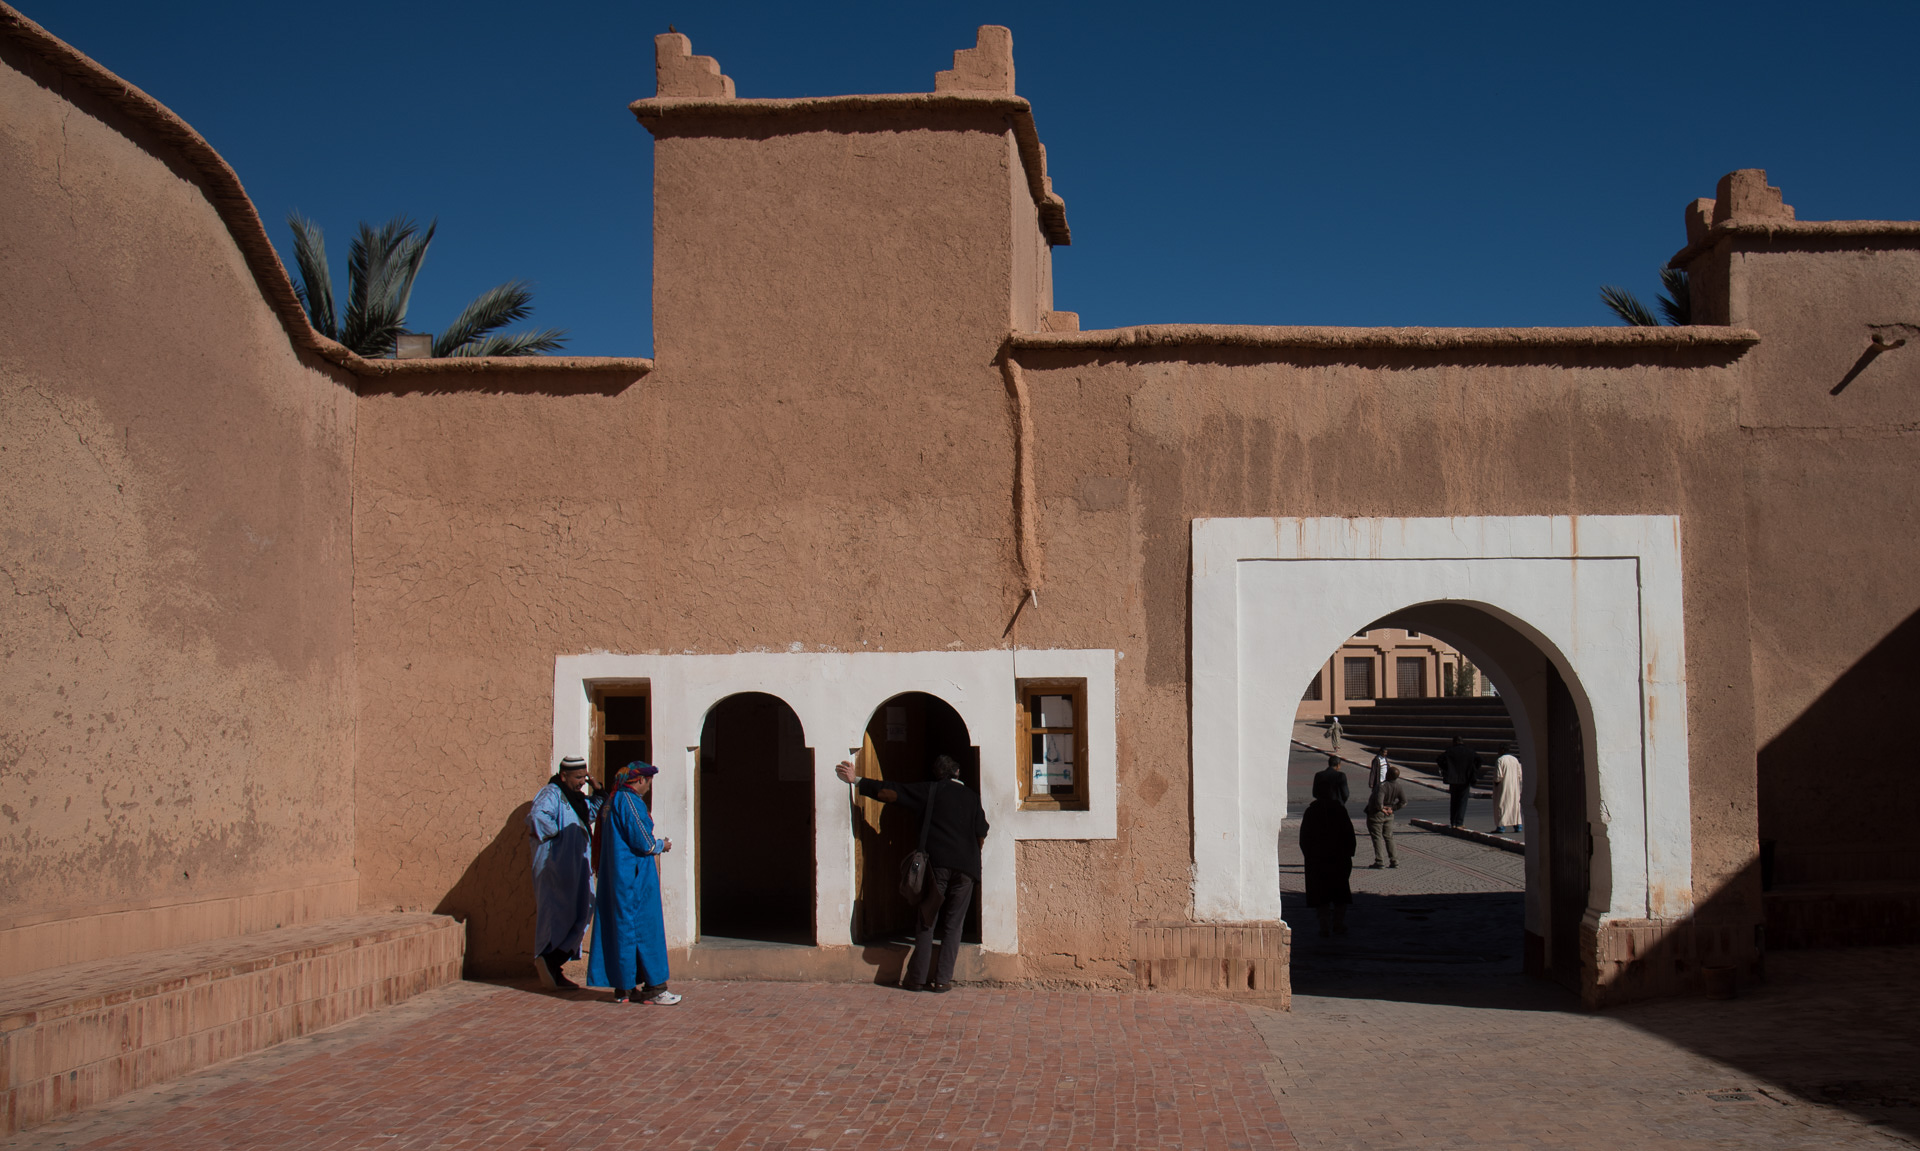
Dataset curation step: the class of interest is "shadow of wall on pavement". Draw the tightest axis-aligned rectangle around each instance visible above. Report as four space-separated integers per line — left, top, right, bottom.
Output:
1285 889 1567 1011
1758 605 1920 946
1612 943 1920 1141
435 801 535 978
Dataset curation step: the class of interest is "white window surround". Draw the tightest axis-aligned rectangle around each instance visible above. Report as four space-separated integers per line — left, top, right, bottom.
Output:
551 648 1117 955
1192 516 1692 929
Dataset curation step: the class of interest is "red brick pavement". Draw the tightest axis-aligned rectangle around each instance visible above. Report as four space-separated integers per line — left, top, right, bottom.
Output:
65 982 1297 1150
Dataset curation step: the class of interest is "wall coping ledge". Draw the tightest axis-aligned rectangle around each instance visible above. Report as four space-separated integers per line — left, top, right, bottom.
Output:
631 91 1070 245
1669 219 1920 267
1009 324 1761 353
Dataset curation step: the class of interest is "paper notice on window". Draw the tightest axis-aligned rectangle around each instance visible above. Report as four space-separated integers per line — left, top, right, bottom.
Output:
1031 732 1074 792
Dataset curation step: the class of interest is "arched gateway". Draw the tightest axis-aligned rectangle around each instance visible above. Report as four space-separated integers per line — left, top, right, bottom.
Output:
1191 515 1693 989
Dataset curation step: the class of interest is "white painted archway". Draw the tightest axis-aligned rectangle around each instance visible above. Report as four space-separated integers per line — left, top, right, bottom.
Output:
549 648 1117 958
1191 516 1693 933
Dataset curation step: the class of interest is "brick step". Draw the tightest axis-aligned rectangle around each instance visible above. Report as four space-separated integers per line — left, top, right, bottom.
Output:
0 912 464 1136
1345 698 1511 712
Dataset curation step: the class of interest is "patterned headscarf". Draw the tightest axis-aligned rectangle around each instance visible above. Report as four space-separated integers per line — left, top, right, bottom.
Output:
612 762 659 791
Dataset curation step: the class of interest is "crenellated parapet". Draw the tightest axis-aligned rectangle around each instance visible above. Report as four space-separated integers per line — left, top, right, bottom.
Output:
654 31 734 98
936 24 1015 93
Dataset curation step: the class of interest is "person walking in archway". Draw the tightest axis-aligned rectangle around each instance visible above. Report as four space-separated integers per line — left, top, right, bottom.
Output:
1436 736 1480 828
1493 743 1524 835
588 762 680 1005
526 755 600 989
1299 769 1356 937
835 754 989 992
1364 763 1406 868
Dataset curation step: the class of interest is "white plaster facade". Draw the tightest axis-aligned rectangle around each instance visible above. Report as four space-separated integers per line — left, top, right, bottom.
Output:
550 649 1117 958
1191 516 1692 935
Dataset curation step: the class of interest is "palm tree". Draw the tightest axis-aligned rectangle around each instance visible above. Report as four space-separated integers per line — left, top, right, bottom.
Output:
1600 266 1690 327
288 214 566 357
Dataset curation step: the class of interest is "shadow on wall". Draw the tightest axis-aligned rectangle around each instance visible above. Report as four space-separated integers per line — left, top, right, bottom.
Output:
435 801 536 978
1758 605 1920 947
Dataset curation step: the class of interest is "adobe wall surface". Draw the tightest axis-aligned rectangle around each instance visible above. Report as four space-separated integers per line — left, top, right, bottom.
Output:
1000 340 1764 980
353 103 1038 972
1722 240 1920 871
0 37 358 977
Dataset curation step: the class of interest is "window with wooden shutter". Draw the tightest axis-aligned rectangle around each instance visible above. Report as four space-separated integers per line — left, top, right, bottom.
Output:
1396 657 1427 699
1017 679 1089 811
1301 671 1323 702
591 688 652 794
1343 657 1374 701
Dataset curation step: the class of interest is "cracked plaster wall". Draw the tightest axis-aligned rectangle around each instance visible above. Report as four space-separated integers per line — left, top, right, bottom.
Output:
0 44 357 975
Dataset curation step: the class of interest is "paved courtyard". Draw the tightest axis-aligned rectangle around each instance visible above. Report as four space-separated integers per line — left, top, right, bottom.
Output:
5 745 1912 1150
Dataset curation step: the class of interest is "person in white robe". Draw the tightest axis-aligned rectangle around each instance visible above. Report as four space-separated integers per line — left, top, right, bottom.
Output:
1493 745 1524 834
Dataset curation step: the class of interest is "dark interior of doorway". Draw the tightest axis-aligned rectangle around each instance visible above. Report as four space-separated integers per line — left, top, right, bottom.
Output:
852 692 983 947
698 693 815 945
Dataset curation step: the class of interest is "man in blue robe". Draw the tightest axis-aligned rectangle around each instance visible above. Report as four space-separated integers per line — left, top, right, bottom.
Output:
527 755 599 989
588 761 680 1004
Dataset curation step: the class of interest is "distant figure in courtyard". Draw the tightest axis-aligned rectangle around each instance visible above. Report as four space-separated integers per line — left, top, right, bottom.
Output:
1364 764 1407 869
588 762 680 1005
835 753 989 992
1299 768 1356 936
1313 754 1350 804
1436 736 1480 828
1493 744 1524 835
1368 753 1391 792
1327 716 1343 749
526 755 600 989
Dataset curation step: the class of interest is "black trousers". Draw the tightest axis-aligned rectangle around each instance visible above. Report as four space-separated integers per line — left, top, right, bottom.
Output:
1448 783 1471 827
907 867 975 987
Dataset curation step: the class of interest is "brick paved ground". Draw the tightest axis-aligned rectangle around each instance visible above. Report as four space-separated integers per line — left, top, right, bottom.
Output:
1257 945 1920 1150
6 981 1296 1151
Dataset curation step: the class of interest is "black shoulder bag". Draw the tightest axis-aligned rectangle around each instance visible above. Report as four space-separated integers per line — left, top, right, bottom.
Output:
897 782 941 902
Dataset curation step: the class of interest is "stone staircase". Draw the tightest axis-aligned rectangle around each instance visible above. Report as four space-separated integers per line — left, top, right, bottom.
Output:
1332 697 1516 782
1 913 464 1136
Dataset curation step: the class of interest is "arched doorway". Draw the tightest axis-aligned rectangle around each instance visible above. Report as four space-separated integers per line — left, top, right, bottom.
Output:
1191 515 1694 1006
697 692 815 945
1286 604 1592 990
850 692 982 946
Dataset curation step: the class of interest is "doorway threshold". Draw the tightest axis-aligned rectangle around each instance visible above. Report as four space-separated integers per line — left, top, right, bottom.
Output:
695 934 816 951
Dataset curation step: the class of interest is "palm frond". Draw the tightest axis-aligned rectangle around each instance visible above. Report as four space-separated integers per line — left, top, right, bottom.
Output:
1600 285 1659 326
341 217 434 356
448 328 570 357
286 213 337 340
432 281 537 357
1656 266 1690 326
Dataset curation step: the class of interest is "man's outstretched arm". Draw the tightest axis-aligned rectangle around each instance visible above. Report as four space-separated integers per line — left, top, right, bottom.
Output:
834 759 898 803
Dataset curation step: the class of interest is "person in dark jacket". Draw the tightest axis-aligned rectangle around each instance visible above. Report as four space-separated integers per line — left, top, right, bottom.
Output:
835 754 989 992
1364 764 1407 869
1298 769 1356 937
1435 736 1481 828
1312 755 1349 804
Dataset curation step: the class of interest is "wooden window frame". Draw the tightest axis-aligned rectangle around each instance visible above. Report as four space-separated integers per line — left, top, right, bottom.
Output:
590 686 652 795
1017 678 1089 812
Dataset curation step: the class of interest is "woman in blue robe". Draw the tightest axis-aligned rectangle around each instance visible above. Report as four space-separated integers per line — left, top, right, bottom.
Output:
526 756 600 988
587 762 680 1004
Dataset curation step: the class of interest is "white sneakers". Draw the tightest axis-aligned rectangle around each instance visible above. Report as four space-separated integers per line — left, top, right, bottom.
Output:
642 989 683 1005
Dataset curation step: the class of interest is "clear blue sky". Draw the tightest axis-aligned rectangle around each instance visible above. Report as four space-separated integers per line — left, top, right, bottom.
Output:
28 0 1920 356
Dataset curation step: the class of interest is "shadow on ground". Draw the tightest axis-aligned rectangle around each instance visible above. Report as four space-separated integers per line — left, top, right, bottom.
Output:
1287 886 1920 1139
1612 946 1920 1140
